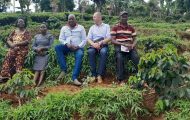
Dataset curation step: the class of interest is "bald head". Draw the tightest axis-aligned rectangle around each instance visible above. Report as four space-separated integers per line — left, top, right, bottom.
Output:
93 12 102 25
94 12 102 18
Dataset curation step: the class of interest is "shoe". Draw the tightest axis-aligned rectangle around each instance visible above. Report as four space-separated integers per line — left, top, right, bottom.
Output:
0 79 4 83
119 81 125 86
97 76 103 83
0 77 9 83
89 76 96 83
57 71 65 80
73 79 82 86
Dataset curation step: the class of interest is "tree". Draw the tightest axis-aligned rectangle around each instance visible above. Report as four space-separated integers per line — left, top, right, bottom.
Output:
128 0 147 16
91 0 106 12
175 0 185 14
147 0 159 18
0 0 11 12
51 0 59 12
40 0 52 12
106 0 128 15
58 0 75 12
184 0 190 12
159 0 164 10
18 0 32 13
165 0 173 15
32 0 40 12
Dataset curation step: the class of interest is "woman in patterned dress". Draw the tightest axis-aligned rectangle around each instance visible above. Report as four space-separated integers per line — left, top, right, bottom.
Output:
0 17 32 82
32 23 54 86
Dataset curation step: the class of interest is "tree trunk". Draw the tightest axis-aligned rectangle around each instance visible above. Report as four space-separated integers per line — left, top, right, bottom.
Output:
27 5 30 12
21 7 24 14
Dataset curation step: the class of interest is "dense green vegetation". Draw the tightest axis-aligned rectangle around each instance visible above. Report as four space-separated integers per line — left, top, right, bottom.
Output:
0 12 190 119
0 87 146 120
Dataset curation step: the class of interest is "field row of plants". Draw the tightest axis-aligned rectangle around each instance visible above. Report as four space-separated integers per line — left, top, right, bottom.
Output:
0 86 147 120
0 12 190 119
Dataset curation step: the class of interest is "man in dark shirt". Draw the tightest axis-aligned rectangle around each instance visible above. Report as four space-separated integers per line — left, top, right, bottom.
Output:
111 11 139 85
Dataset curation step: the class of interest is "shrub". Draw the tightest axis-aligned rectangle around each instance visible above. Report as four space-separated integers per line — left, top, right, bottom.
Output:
47 16 61 29
0 69 38 105
129 45 190 103
183 12 190 20
138 35 181 52
0 14 18 26
5 87 147 120
165 16 173 22
165 100 190 120
0 100 11 120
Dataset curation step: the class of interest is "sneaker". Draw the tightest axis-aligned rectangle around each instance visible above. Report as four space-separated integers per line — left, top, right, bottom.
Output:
89 76 96 83
73 79 82 86
57 71 65 80
97 76 103 83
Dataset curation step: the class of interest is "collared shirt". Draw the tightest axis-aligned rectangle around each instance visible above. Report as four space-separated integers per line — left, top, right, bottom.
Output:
111 23 136 42
87 23 111 41
59 24 87 48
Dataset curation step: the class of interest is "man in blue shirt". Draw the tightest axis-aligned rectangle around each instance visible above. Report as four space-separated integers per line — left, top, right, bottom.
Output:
87 12 111 83
55 14 86 86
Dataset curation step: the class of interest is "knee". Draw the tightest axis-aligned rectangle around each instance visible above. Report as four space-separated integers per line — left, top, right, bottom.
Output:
55 44 63 52
77 49 84 57
116 52 123 60
100 48 108 55
87 48 96 55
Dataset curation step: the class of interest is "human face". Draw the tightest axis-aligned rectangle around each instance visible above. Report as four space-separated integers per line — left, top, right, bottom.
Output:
40 24 47 34
17 19 25 28
68 16 77 28
120 14 128 24
93 13 101 25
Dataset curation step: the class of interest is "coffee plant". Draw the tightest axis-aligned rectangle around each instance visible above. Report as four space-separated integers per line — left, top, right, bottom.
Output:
0 69 39 105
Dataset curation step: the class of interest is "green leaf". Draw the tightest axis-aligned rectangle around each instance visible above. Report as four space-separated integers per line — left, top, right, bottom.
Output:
20 91 25 98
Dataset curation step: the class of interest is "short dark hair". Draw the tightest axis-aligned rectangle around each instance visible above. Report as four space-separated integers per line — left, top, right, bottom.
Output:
15 16 27 28
41 22 48 28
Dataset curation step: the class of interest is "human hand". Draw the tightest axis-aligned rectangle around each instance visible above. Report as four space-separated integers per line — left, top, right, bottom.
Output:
92 43 101 49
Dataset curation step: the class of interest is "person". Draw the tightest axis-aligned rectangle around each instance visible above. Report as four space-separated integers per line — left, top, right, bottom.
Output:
111 11 139 85
55 14 86 86
0 17 32 83
87 12 111 83
32 23 54 86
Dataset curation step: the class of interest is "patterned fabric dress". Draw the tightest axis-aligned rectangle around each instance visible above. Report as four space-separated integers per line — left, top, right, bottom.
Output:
0 30 31 78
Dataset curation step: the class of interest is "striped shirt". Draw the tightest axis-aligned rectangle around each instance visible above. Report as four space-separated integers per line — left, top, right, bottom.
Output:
59 24 87 48
111 23 136 43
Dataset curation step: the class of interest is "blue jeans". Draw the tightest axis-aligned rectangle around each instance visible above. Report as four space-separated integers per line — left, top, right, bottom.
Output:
55 44 84 80
87 46 108 77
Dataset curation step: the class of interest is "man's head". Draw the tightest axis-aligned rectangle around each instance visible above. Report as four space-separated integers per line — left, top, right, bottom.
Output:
93 12 102 25
68 14 77 28
119 11 128 24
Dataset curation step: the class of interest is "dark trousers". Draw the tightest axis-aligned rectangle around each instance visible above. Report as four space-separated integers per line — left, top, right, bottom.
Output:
115 48 139 81
87 46 108 77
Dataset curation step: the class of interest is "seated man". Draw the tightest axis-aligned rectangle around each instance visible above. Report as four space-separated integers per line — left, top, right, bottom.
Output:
111 11 139 85
55 14 86 86
87 12 111 83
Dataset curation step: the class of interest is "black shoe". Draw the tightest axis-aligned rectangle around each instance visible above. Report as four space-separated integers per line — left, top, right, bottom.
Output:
0 77 9 83
0 79 4 83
